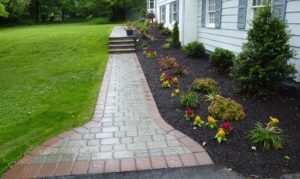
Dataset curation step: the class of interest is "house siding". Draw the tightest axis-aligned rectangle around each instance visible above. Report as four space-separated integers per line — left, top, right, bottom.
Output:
197 0 300 81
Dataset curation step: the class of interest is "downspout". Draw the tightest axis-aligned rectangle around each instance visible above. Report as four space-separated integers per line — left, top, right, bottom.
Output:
182 0 185 45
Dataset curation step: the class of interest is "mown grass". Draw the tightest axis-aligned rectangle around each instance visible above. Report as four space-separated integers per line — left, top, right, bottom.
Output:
0 22 114 176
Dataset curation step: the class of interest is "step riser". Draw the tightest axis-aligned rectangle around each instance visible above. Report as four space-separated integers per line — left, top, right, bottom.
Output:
109 37 135 41
110 51 136 54
109 41 135 45
109 45 136 50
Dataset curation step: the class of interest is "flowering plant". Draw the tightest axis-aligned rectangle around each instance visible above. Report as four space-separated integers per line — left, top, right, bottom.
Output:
171 88 180 97
193 115 204 127
206 116 217 129
162 80 171 88
144 50 157 59
159 56 179 71
215 128 227 143
221 121 233 134
267 116 279 128
172 77 179 86
184 108 194 121
160 72 166 82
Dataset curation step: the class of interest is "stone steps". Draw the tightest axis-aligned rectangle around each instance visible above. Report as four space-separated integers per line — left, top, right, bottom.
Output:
109 36 136 54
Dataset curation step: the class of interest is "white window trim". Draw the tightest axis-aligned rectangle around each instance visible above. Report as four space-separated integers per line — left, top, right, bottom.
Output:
149 0 155 10
251 0 272 19
206 0 216 28
171 2 177 22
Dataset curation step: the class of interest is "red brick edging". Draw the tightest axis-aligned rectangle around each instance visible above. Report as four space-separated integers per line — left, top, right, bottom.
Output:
4 53 213 179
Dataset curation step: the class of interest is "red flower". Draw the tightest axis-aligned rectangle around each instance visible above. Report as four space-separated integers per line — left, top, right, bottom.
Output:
164 76 172 81
221 121 233 133
185 108 193 117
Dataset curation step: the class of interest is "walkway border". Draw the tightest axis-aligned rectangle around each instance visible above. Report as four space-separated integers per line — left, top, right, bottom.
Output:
4 53 213 179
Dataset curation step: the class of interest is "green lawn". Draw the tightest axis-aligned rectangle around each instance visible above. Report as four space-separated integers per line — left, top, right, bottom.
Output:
0 22 114 176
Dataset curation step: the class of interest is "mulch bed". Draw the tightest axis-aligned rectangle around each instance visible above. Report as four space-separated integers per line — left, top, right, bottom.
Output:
134 28 300 178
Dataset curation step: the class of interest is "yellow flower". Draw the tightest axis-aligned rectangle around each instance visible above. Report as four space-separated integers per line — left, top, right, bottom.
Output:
171 93 175 97
270 116 279 124
216 128 225 137
163 80 169 85
195 115 202 122
175 89 180 94
207 116 216 123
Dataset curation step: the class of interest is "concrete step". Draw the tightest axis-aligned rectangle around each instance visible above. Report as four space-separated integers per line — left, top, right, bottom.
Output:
109 48 136 54
109 37 135 41
109 44 136 49
109 39 136 44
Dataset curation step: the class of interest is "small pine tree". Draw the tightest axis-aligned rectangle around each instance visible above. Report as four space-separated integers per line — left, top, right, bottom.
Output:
172 21 181 49
230 6 296 96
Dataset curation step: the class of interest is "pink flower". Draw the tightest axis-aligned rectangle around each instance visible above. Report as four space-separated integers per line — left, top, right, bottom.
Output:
186 108 193 117
221 121 233 133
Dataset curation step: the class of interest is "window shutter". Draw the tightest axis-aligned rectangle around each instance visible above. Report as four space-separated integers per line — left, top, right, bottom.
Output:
201 0 206 27
169 3 172 23
176 0 179 22
237 0 248 29
215 0 222 28
273 0 287 20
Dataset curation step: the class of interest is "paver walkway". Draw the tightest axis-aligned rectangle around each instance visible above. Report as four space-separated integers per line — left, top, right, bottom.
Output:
4 27 213 179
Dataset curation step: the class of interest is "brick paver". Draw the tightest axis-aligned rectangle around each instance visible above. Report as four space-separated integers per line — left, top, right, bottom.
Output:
4 27 213 179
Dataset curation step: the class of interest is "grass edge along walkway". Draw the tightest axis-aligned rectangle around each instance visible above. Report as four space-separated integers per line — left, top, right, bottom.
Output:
0 22 114 177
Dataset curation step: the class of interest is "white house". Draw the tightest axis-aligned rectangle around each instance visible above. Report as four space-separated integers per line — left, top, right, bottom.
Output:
146 0 300 81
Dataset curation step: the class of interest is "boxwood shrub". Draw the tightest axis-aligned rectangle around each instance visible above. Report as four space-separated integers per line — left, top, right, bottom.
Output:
183 41 205 57
210 48 235 71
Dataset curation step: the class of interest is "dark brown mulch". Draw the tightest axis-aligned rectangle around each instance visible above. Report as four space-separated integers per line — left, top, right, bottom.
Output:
134 29 300 178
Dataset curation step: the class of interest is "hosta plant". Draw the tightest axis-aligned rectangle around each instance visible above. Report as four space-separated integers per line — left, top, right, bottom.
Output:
193 115 204 127
249 118 284 151
179 91 199 108
206 116 218 129
184 108 194 121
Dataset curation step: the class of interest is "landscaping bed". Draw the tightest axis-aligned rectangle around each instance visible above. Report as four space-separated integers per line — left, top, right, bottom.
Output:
134 28 300 178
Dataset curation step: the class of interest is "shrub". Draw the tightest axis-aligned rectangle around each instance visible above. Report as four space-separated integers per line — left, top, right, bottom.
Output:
172 21 181 49
179 91 199 108
140 26 148 38
147 12 156 22
160 28 172 36
183 41 205 57
230 6 296 96
249 122 284 151
141 41 148 49
158 56 178 71
141 9 147 19
144 19 151 27
208 96 245 121
162 43 170 50
157 23 164 30
192 78 218 93
210 48 235 71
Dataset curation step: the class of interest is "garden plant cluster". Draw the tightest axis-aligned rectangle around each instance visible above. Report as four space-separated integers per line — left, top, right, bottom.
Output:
130 7 300 177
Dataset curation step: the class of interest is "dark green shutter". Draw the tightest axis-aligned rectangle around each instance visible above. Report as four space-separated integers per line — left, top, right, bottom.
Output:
215 0 222 28
237 0 248 29
273 0 287 20
201 0 206 27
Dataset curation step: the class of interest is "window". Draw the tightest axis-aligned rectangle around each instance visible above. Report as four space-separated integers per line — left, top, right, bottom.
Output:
171 2 177 22
160 5 166 22
207 0 216 27
252 0 272 18
149 0 154 9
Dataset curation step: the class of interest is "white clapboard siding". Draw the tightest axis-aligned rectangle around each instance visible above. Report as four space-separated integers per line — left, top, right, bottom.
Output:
197 0 300 81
